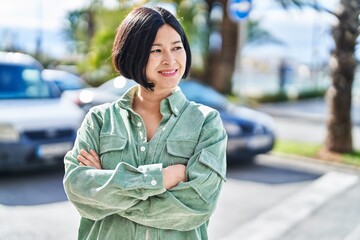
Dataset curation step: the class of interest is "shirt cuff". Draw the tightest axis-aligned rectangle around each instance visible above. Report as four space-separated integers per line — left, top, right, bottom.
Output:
137 163 164 190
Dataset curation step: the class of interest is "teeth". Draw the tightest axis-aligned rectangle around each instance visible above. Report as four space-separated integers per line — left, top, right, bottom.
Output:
161 70 176 74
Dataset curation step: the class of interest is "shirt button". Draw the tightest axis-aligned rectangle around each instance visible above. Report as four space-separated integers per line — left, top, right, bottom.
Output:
140 146 146 152
151 179 157 186
137 122 142 127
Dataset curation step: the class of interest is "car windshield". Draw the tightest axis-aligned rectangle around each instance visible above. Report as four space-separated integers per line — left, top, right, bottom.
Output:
0 64 51 99
98 77 137 96
42 70 87 91
179 81 228 110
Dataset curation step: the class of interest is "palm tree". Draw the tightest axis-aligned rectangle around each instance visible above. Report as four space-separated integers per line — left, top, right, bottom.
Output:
277 0 360 153
203 0 238 94
325 0 360 153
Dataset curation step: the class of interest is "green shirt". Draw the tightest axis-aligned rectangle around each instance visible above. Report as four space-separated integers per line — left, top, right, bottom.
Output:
63 85 227 240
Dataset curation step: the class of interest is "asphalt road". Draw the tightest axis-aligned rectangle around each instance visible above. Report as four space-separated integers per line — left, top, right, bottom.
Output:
257 97 360 148
0 153 359 240
1 98 360 239
211 154 360 240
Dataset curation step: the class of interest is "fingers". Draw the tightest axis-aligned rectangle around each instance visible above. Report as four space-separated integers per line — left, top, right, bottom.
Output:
77 149 102 169
163 164 187 189
89 149 100 162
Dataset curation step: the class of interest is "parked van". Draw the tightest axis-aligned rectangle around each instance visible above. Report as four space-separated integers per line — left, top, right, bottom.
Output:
0 52 84 171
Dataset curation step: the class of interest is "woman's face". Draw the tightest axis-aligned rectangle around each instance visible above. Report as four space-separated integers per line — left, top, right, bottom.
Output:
145 24 187 92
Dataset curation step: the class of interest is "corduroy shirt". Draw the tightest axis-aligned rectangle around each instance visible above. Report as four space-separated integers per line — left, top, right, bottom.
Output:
63 85 227 240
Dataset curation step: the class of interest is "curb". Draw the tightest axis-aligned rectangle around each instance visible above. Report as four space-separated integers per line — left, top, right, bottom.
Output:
266 152 360 175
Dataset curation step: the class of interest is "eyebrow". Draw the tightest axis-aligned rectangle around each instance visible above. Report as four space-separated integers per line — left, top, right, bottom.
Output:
152 40 182 47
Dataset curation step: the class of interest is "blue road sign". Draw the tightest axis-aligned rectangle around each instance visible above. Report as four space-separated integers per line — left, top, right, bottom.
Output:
227 0 252 22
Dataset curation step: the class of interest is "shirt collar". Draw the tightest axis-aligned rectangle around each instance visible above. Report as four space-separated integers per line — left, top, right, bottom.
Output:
117 85 188 117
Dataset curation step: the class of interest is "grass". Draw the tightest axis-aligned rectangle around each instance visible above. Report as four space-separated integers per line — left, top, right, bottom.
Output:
248 89 326 104
273 140 360 167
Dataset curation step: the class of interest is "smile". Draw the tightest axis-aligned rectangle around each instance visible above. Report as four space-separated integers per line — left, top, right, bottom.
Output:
159 69 178 76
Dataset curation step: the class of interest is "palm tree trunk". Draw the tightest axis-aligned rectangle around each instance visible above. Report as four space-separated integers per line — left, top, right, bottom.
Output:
325 0 360 152
204 0 238 94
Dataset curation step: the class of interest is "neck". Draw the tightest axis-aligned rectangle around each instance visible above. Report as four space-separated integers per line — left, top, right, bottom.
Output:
133 86 174 113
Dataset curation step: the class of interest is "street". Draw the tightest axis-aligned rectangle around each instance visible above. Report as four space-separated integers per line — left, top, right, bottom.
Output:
0 152 359 240
1 98 360 240
211 154 360 240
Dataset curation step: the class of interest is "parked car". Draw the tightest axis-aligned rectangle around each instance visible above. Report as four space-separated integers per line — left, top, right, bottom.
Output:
179 80 275 162
42 69 88 93
62 76 136 112
63 77 275 162
0 52 85 171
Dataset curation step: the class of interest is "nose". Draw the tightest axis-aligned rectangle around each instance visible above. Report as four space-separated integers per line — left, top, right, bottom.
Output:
161 51 175 65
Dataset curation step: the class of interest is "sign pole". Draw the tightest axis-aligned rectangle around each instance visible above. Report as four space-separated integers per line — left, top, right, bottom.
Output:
227 0 252 97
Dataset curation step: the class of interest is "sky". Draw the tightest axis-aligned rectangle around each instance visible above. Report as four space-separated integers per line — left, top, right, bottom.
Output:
0 0 342 63
243 0 339 65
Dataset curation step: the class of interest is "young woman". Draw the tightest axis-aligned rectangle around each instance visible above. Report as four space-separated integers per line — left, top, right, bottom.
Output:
63 6 227 240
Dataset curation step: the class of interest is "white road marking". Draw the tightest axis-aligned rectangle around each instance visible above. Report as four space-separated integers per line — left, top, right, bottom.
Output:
343 220 360 240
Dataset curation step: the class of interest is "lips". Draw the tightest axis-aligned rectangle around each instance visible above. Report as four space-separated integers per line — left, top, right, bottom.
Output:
158 69 178 76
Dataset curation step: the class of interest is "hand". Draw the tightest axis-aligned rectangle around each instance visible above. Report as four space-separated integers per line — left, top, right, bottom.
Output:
163 164 186 190
77 149 103 169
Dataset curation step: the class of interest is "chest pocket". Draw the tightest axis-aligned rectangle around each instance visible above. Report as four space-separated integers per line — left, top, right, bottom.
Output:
99 135 127 170
164 140 198 166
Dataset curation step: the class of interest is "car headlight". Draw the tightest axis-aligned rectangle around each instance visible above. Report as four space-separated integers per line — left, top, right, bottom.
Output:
223 122 242 135
0 124 20 142
79 89 94 104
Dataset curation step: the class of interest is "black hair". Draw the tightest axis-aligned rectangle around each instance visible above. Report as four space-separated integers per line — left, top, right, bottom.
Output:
112 6 192 91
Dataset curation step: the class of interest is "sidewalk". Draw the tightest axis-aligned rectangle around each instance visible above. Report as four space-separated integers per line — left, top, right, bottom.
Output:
210 154 360 240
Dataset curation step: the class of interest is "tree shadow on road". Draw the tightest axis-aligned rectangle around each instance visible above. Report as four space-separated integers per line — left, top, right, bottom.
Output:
227 158 322 184
0 167 68 206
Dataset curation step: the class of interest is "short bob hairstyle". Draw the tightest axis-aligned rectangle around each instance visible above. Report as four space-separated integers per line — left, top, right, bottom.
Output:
112 6 192 91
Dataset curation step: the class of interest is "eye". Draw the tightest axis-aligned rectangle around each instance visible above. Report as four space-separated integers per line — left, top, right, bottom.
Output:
150 49 161 53
173 46 183 51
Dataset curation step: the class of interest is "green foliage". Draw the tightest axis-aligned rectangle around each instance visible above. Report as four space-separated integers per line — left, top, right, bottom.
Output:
62 0 273 86
247 88 326 104
343 151 360 166
72 7 131 85
274 140 321 158
63 0 209 86
274 140 360 167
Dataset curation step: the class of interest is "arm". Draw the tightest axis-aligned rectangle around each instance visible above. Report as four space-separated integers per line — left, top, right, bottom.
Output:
63 109 166 221
119 111 227 231
77 149 186 190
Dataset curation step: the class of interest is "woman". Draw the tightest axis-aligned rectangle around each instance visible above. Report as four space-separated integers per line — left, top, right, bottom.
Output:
63 6 227 240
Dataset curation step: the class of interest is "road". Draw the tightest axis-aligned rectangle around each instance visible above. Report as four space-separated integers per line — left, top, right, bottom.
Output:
211 155 360 240
0 153 359 240
1 98 360 239
257 97 360 148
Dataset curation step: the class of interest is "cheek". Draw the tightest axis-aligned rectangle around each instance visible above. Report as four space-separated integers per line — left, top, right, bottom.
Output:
179 53 187 72
145 58 157 75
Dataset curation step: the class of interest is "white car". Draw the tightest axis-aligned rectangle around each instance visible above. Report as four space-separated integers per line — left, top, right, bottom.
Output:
0 52 84 171
42 69 88 92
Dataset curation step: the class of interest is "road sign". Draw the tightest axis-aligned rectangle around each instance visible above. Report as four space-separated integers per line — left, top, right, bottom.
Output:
227 0 252 22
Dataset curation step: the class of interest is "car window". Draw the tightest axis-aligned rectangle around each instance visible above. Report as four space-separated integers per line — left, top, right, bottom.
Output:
0 64 51 99
42 70 87 91
179 81 228 110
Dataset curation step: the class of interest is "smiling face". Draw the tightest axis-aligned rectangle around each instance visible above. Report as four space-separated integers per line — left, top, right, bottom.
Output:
145 24 187 93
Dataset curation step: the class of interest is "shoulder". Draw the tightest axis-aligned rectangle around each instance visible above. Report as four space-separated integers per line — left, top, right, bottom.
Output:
83 102 118 126
186 101 220 120
88 102 113 117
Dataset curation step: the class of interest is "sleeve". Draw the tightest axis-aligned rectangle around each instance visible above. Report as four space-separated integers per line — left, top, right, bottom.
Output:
119 110 227 231
63 109 166 221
